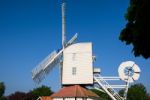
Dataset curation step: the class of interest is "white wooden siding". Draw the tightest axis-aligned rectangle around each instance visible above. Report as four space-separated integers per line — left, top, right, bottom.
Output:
53 98 63 100
62 42 93 85
53 98 95 100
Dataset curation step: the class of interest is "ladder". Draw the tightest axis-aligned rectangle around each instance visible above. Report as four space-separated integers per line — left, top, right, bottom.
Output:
94 74 124 100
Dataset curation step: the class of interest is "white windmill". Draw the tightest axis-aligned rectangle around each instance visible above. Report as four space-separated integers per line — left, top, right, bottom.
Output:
31 1 141 100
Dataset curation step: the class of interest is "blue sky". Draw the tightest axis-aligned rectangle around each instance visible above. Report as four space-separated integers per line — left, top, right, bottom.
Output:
0 0 150 96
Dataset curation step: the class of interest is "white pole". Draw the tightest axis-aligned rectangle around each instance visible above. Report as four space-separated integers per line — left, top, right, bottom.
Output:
61 0 66 87
62 0 66 49
124 69 131 100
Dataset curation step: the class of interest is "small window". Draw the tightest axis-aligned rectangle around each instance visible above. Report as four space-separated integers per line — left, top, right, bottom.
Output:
72 53 76 61
72 67 76 75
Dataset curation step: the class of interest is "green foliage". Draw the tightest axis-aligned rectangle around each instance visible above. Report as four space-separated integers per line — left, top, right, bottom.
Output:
90 89 111 100
91 83 150 100
119 0 150 59
119 83 150 100
0 96 7 100
31 85 53 99
118 89 124 97
0 82 5 98
127 83 150 100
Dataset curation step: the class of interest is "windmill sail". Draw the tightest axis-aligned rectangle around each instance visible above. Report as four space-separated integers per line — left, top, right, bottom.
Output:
65 33 78 47
32 49 63 83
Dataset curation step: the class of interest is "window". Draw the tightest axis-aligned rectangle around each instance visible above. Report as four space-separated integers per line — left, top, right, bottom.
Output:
72 53 76 61
72 67 76 75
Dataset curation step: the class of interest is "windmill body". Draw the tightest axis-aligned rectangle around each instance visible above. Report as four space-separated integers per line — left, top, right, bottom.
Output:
62 42 93 85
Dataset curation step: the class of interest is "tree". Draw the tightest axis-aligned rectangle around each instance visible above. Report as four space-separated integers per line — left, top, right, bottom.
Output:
0 96 7 100
31 85 53 99
0 82 5 98
119 83 150 100
7 91 34 100
127 83 150 100
90 89 111 100
22 91 34 100
119 0 150 59
91 83 150 100
6 85 53 100
7 91 26 100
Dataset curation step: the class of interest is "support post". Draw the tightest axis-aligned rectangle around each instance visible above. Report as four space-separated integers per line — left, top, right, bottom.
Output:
62 0 66 49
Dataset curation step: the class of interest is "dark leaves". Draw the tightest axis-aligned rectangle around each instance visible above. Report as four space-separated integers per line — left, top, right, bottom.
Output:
119 0 150 59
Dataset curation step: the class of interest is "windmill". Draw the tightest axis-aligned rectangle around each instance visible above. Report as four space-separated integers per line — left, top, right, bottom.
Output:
31 1 141 100
32 0 93 85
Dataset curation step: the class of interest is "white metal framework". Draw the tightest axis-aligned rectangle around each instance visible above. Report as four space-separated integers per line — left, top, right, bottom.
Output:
32 50 63 83
31 32 78 84
93 61 141 100
118 61 141 83
94 74 123 100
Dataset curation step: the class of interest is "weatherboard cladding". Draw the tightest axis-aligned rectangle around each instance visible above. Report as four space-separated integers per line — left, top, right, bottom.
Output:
51 85 99 98
62 43 93 85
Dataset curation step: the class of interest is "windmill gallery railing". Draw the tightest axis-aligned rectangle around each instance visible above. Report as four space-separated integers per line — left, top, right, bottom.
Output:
94 74 123 100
